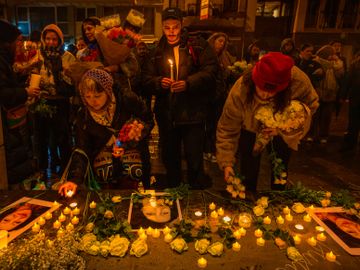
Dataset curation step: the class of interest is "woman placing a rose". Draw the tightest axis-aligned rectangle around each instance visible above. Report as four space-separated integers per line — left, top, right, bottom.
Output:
58 69 153 196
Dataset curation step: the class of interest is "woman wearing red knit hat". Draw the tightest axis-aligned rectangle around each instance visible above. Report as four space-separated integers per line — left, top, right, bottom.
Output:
216 52 319 194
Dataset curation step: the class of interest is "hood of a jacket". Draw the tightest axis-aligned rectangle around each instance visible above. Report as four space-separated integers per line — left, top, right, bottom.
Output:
280 38 295 53
41 24 64 47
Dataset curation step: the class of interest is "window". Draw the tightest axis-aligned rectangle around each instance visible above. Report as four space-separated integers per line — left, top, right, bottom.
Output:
323 0 340 28
57 7 70 36
342 0 359 28
30 7 55 33
17 7 30 36
304 0 320 28
223 0 238 13
76 7 97 22
256 1 292 18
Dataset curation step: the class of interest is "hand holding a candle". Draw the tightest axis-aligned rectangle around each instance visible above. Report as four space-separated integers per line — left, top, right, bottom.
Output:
170 80 187 93
58 181 78 197
161 77 174 89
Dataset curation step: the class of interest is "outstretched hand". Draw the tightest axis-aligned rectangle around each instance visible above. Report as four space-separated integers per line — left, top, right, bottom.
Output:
224 166 235 183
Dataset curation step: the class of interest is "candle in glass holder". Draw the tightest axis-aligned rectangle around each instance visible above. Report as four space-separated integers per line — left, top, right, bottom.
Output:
53 220 61 229
303 214 312 223
316 233 327 241
294 224 304 231
256 237 265 246
232 241 241 252
0 230 8 249
223 216 231 223
197 257 207 268
71 216 79 225
66 223 74 232
307 237 317 246
217 207 224 216
152 228 160 238
139 232 147 240
326 251 336 262
72 207 80 216
293 235 301 245
32 222 40 233
58 213 66 222
138 227 145 236
164 233 173 243
38 217 46 226
194 211 203 217
239 227 247 236
44 212 52 220
254 229 263 238
276 215 284 225
263 216 271 225
57 228 65 238
283 206 290 215
146 226 154 236
29 73 41 88
210 210 218 219
209 202 216 211
285 213 293 222
89 201 97 209
163 226 171 235
233 230 242 240
63 207 71 215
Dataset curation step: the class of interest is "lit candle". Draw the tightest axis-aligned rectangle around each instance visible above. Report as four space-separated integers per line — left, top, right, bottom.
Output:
315 226 325 232
254 229 263 238
163 226 171 235
57 228 65 238
32 222 40 233
66 223 74 232
164 233 173 243
210 210 218 219
263 216 271 225
38 217 46 226
139 232 147 240
294 224 304 231
283 206 290 215
194 211 203 217
307 237 317 246
0 230 8 249
89 201 97 209
256 237 265 246
53 220 61 229
69 202 77 208
63 207 71 215
232 241 241 252
44 212 52 220
66 190 74 198
239 227 246 236
58 213 66 223
233 230 242 240
71 216 79 225
326 251 336 262
209 202 216 211
285 213 293 222
223 216 231 223
72 207 80 216
168 59 174 80
308 205 315 212
276 215 284 225
197 257 207 268
293 235 301 245
316 233 327 241
53 201 60 207
217 207 224 216
152 228 160 238
138 227 145 236
303 214 312 223
146 226 154 236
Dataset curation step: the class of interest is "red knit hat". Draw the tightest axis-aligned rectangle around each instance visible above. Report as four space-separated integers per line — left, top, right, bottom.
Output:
252 52 294 92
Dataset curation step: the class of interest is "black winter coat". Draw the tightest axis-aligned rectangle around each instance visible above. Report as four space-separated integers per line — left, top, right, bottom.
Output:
142 33 218 125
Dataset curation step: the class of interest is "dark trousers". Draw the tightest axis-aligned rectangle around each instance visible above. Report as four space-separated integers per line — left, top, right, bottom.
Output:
237 130 291 191
157 117 208 188
309 101 335 140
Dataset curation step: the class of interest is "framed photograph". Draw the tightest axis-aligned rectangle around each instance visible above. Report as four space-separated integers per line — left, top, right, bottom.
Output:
0 197 61 242
128 192 182 230
309 207 360 255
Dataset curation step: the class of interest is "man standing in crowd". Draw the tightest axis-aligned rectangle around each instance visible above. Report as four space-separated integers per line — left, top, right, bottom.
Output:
142 7 218 189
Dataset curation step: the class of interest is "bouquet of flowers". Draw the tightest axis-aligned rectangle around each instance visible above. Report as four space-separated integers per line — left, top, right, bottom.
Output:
113 119 144 158
227 60 252 81
225 175 246 199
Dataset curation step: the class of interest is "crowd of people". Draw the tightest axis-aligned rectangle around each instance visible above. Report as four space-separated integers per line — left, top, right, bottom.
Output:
1 7 359 196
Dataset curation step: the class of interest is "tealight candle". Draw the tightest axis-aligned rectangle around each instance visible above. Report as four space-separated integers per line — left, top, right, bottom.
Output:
53 220 61 229
217 207 224 216
146 226 154 236
307 237 317 246
63 207 71 215
315 226 325 232
194 211 203 217
32 222 40 233
197 257 207 268
254 229 263 238
239 227 246 236
233 230 242 240
232 242 241 252
89 201 97 209
285 213 293 222
72 207 80 216
58 213 66 222
163 226 171 235
209 202 216 211
139 232 147 240
303 214 312 223
256 237 265 246
223 216 231 223
210 210 218 219
138 227 145 236
263 216 271 225
293 235 301 245
0 230 8 249
152 228 160 238
57 228 65 238
276 215 284 225
71 216 79 225
316 233 327 241
66 223 74 232
294 224 304 231
164 233 173 243
326 251 336 262
69 202 77 208
283 206 290 215
44 212 52 220
53 201 59 207
308 205 315 212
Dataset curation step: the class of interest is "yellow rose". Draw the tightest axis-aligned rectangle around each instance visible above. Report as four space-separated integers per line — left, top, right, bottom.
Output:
130 239 148 257
253 205 265 216
292 203 306 214
274 179 281 184
195 239 210 254
239 191 246 199
325 192 332 198
287 247 303 261
170 238 188 254
100 240 110 257
256 197 269 208
207 242 224 256
354 202 360 210
320 199 330 207
86 242 100 256
104 210 114 219
85 222 94 233
111 196 122 203
226 185 234 193
275 237 286 249
80 233 97 251
231 191 239 198
109 235 130 257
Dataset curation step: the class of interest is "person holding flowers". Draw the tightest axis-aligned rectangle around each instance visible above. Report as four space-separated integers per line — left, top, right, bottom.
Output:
57 69 153 196
216 52 319 192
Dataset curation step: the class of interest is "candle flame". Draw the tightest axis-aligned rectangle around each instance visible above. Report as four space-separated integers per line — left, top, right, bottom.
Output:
168 59 173 65
66 190 74 198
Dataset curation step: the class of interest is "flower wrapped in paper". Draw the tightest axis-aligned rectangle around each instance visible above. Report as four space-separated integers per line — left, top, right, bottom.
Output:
227 60 252 82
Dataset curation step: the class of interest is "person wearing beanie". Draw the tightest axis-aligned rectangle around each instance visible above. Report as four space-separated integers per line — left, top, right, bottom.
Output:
57 69 153 196
142 7 218 189
280 38 300 65
245 40 261 65
0 20 40 185
216 52 319 192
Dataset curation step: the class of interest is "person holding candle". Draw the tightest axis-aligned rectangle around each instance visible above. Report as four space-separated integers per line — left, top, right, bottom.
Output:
142 7 218 189
216 52 319 192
